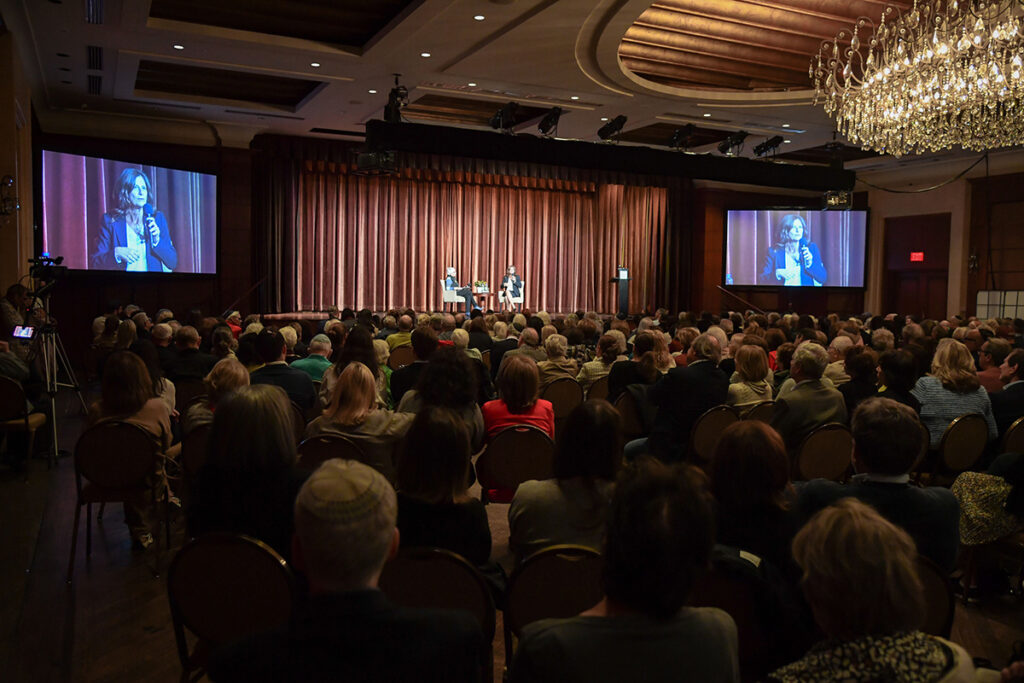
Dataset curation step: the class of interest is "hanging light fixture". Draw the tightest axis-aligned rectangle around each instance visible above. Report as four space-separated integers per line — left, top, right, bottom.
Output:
810 0 1024 157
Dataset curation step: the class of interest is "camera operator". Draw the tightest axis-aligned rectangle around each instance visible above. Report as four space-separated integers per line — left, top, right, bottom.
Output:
1 284 38 361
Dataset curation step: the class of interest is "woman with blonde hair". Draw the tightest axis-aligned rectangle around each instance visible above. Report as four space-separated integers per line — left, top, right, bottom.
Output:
727 345 773 412
305 362 413 481
649 330 676 373
768 498 988 682
537 333 578 391
576 333 622 394
911 338 997 448
182 357 250 435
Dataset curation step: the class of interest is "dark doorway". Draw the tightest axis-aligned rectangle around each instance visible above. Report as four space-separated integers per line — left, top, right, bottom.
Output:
883 213 950 319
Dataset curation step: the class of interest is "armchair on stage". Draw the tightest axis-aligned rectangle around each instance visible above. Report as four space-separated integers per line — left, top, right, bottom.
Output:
505 281 524 311
440 280 462 312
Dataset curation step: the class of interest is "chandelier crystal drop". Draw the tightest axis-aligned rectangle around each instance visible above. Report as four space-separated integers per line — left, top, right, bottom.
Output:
810 0 1024 157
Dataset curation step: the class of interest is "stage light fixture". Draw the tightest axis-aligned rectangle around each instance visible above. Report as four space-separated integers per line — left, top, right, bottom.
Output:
717 130 749 155
538 107 562 137
597 115 627 141
753 135 785 157
383 73 408 124
489 101 519 133
668 124 695 150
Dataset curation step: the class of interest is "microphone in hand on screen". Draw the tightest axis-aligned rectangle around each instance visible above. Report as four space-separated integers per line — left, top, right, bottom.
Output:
144 203 160 247
799 237 813 268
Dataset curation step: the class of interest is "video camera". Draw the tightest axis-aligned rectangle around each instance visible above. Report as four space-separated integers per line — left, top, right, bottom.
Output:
28 253 68 283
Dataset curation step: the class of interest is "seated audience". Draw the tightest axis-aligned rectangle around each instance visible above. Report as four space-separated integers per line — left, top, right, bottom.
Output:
389 326 439 405
796 397 959 572
188 384 309 559
207 459 485 682
319 326 383 408
182 357 250 436
397 346 485 452
509 400 620 562
151 322 176 373
536 333 578 391
305 362 413 482
131 339 176 416
482 354 555 440
770 342 846 454
991 349 1024 440
500 327 547 374
709 421 798 573
772 342 796 393
877 348 922 413
89 351 173 549
385 314 414 350
768 498 986 683
726 344 773 413
250 330 317 413
509 459 739 683
607 331 660 403
395 406 491 567
838 346 878 415
467 315 493 351
209 326 237 361
576 333 621 395
290 333 333 381
167 325 218 382
912 338 997 449
823 335 853 386
978 338 1011 394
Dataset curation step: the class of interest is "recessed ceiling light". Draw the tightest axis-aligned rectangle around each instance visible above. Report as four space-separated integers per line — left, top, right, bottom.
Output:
172 44 184 50
600 117 609 121
310 62 321 68
781 123 790 128
703 113 712 117
368 89 377 94
784 139 792 143
570 95 580 100
420 52 431 58
473 15 485 21
467 82 477 87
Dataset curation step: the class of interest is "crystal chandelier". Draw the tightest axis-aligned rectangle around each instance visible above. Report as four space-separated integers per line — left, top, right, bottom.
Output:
810 0 1024 157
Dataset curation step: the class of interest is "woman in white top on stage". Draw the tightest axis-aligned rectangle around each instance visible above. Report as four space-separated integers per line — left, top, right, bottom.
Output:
500 264 523 312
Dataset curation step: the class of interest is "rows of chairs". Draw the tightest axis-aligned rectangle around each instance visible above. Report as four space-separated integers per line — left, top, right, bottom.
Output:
166 533 955 683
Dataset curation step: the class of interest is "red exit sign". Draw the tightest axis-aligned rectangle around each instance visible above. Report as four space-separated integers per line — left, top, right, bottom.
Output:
910 252 924 262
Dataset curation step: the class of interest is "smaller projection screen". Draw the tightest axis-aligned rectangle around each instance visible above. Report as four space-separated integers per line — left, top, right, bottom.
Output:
41 150 217 274
724 209 867 288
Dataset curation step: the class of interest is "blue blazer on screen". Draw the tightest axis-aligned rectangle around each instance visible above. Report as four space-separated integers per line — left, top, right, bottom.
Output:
759 243 826 286
91 211 178 272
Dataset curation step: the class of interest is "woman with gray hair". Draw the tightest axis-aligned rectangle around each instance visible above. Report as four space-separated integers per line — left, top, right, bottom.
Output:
537 334 578 391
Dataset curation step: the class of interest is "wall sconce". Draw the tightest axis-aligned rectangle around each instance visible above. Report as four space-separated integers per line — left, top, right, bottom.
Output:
967 251 979 274
0 176 19 216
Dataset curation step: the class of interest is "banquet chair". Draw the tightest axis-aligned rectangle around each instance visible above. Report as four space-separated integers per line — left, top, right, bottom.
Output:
297 434 369 472
916 556 955 638
440 280 461 313
476 425 555 504
743 401 775 423
0 376 47 470
613 391 645 441
167 533 296 683
1002 416 1024 454
794 423 852 482
541 378 584 440
388 345 416 370
923 413 989 486
690 405 739 464
586 375 609 401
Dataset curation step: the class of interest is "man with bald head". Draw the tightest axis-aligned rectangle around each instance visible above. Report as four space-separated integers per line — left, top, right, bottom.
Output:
208 459 484 682
498 327 546 374
824 335 854 386
386 315 414 350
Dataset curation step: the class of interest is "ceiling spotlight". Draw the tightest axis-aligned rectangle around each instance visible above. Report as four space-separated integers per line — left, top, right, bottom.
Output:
753 135 785 157
703 113 712 117
384 73 408 124
600 117 609 121
538 106 563 137
489 101 519 133
473 14 485 20
368 89 377 94
467 82 477 87
668 123 695 151
782 123 791 128
784 139 792 144
717 130 749 155
310 62 321 68
570 95 580 101
420 52 431 58
172 44 184 50
597 114 627 141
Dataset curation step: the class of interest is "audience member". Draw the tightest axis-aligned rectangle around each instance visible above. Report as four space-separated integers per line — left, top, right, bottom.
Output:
207 459 485 683
726 344 773 413
509 400 620 561
770 342 846 454
250 330 317 412
796 397 959 571
991 348 1024 440
386 315 414 350
167 325 218 382
979 338 1012 394
182 357 249 436
536 333 578 391
877 348 922 412
912 338 997 449
482 354 554 440
291 333 332 381
210 326 237 361
837 346 878 415
389 326 439 405
188 384 309 560
607 331 660 403
509 459 739 683
576 333 622 395
397 346 485 452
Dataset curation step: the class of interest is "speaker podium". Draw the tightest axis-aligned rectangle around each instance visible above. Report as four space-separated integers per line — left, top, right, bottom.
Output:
611 267 630 317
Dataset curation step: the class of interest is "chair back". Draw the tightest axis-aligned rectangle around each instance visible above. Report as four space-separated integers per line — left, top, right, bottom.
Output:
476 426 555 492
379 548 496 641
916 556 954 638
297 434 369 471
440 280 461 307
181 423 212 479
175 377 207 414
541 378 583 419
480 349 491 371
1002 416 1024 454
690 405 739 463
614 391 645 440
388 345 416 370
75 421 159 490
505 546 603 637
0 376 27 421
290 401 307 443
743 401 775 423
795 423 852 481
167 534 295 664
937 413 989 474
587 375 609 401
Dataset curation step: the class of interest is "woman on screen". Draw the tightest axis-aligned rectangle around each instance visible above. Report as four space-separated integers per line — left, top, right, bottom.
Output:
759 214 826 286
91 168 177 272
499 264 522 312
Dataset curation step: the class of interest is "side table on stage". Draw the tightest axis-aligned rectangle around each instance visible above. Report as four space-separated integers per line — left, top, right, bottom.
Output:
472 290 493 310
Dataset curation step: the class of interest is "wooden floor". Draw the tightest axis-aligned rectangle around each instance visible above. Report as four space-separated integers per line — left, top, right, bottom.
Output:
1 391 1022 682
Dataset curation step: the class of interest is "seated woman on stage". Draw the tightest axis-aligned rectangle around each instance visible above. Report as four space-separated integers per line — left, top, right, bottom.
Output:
444 266 474 315
500 264 523 312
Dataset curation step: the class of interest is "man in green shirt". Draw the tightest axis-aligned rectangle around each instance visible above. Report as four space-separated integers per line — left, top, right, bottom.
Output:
291 334 333 381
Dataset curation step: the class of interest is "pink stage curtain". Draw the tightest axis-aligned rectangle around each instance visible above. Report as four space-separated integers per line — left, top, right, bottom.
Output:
277 160 666 313
40 151 216 273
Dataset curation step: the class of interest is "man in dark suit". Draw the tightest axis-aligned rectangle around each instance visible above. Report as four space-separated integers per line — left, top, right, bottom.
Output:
250 330 316 412
629 333 728 463
389 326 439 405
796 397 960 572
207 459 484 683
489 331 519 381
770 342 847 454
992 349 1024 440
167 325 218 383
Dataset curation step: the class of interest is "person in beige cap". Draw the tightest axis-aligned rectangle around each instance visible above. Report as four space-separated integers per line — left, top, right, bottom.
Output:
208 459 485 682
